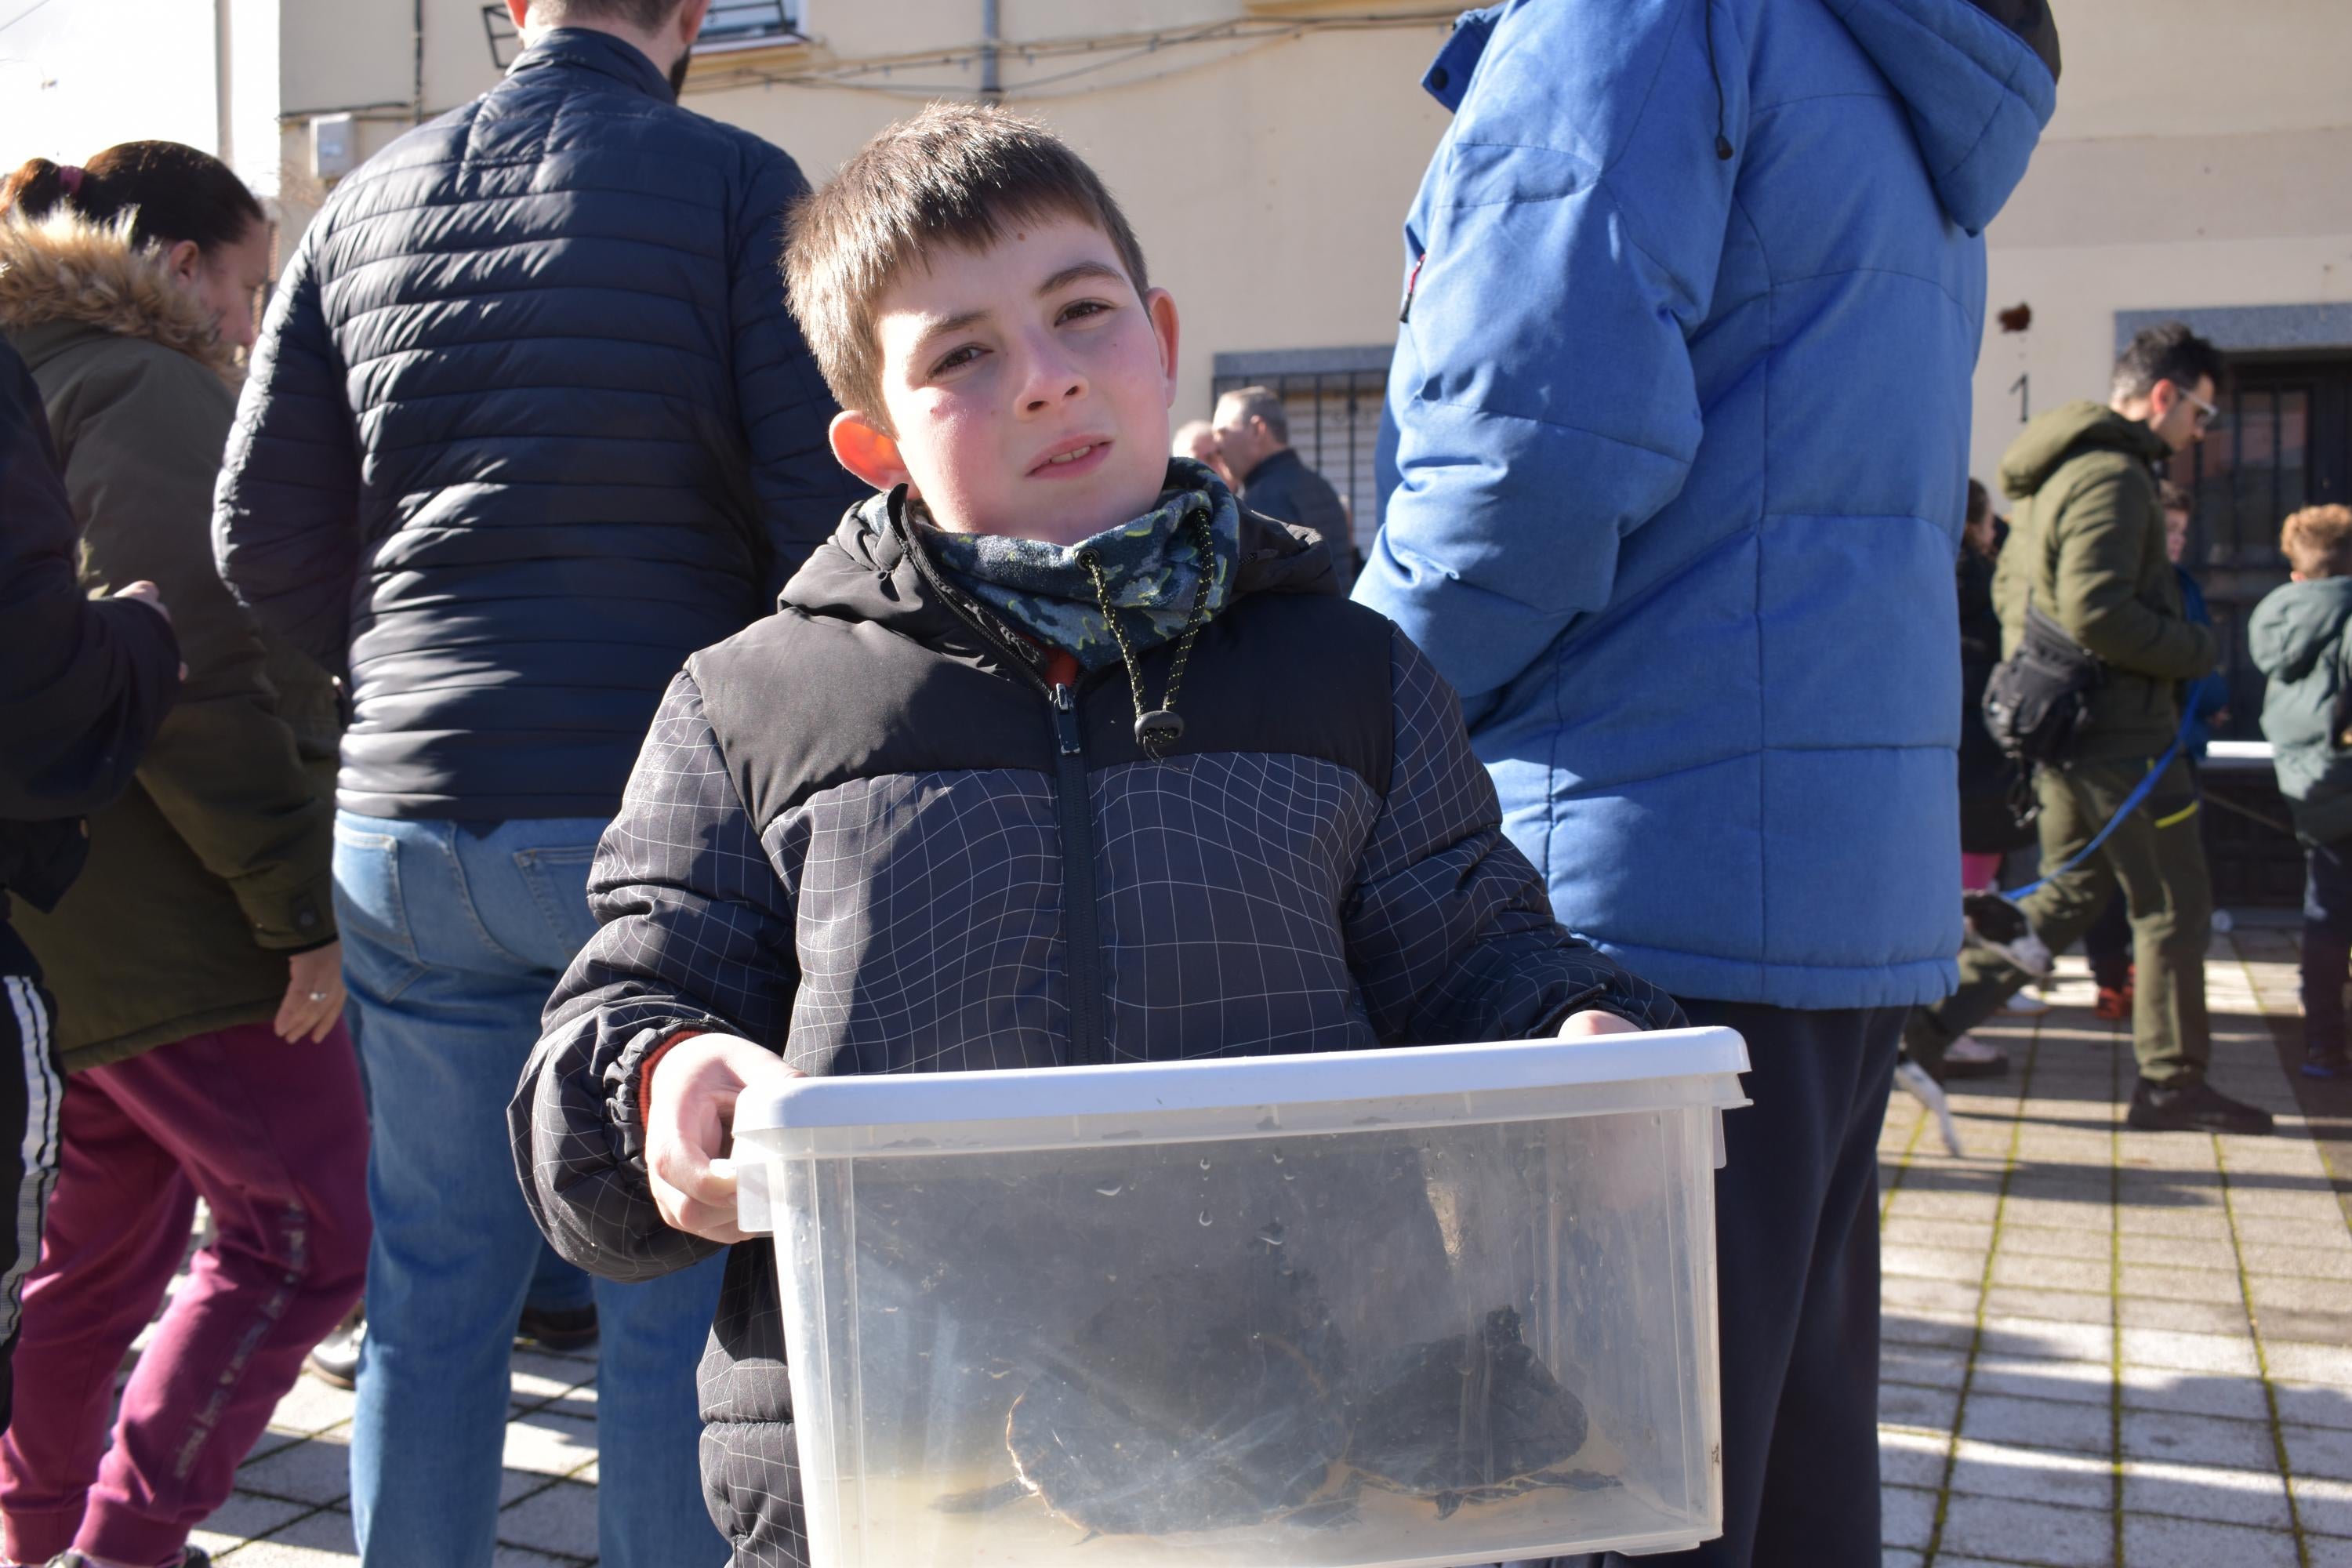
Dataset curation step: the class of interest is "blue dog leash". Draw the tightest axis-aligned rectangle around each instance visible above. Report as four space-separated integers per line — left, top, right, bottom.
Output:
2003 700 2201 902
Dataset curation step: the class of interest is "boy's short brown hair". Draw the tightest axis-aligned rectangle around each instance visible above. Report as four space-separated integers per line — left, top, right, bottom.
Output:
783 102 1150 423
2282 504 2352 579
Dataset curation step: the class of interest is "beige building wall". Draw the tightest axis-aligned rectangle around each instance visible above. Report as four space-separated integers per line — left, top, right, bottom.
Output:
1970 0 2352 489
22 2 2341 532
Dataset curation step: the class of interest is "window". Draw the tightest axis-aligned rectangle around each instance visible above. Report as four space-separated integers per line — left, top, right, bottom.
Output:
1210 347 1392 559
699 0 806 49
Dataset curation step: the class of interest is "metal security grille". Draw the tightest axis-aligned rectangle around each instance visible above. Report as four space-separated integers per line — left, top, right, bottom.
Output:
1210 347 1391 561
702 0 803 45
2167 354 2352 906
2169 358 2352 739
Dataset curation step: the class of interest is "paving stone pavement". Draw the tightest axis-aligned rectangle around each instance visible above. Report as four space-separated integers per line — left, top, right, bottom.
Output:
1878 921 2352 1568
129 925 2350 1565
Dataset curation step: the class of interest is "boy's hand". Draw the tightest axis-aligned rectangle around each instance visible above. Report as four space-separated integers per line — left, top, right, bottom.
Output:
647 1033 800 1244
1559 1009 1645 1038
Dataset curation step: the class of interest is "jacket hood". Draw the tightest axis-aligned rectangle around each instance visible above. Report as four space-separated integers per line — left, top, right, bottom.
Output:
2251 577 2352 685
783 479 1338 641
0 210 238 379
1998 401 2166 500
1820 0 2058 234
1427 1 2054 237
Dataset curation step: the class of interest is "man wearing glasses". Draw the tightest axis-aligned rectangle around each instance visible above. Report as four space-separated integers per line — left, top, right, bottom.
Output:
1906 321 2274 1135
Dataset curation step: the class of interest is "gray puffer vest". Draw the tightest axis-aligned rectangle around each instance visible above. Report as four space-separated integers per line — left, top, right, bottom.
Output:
510 492 1682 1563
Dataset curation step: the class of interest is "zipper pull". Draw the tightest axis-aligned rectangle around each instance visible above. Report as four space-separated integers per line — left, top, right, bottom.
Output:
1052 681 1083 756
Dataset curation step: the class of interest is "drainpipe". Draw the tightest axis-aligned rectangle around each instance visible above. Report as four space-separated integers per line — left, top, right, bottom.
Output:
979 0 1000 100
412 0 426 123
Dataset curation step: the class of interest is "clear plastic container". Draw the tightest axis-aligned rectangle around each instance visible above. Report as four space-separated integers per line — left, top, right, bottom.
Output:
734 1026 1750 1568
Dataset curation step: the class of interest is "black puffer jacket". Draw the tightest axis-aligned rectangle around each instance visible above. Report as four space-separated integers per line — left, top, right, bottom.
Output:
0 339 178 979
511 494 1682 1564
212 29 860 821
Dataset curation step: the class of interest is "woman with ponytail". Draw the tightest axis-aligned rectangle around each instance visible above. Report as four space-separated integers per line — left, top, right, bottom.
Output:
0 143 367 1568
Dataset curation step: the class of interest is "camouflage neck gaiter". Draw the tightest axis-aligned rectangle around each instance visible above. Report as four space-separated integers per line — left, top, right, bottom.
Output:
918 459 1240 671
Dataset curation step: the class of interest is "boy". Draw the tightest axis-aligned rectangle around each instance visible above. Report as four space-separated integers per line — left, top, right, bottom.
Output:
509 103 1681 1565
2252 503 2352 1078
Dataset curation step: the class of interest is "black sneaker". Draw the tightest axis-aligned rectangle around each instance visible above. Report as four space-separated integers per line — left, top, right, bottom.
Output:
2304 1047 2348 1080
2127 1078 2276 1136
517 1302 600 1354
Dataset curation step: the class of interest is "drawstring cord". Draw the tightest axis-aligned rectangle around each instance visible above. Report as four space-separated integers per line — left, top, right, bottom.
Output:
1704 0 1733 161
1080 511 1216 760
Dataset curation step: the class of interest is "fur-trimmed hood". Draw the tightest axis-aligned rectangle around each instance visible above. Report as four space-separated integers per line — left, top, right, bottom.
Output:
0 209 236 379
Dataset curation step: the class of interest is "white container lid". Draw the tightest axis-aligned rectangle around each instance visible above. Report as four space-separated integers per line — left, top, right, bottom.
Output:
734 1025 1750 1163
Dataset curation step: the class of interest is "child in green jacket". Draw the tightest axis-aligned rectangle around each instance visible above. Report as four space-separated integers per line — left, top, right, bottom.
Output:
2251 503 2352 1076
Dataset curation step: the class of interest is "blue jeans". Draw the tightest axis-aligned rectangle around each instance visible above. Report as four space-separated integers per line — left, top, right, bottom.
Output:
332 813 726 1568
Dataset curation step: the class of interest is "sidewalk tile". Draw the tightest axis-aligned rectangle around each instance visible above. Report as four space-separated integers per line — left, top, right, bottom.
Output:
1985 1285 2112 1326
2116 1233 2239 1271
2118 1265 2246 1305
1958 1392 2113 1457
503 1409 597 1479
2285 1421 2352 1482
1948 1437 2112 1509
2275 1379 2352 1431
2267 1340 2352 1387
1882 1341 1969 1391
2118 1296 2252 1335
1880 1381 1959 1433
2121 1326 2262 1376
2120 1409 2280 1472
1968 1356 2113 1407
186 1491 310 1555
497 1479 600 1559
1880 1428 1951 1490
2288 1472 2352 1539
2120 1363 2276 1423
1991 1253 2111 1293
1884 1244 1989 1283
2122 1457 2293 1528
1936 1494 2113 1567
2118 1512 2299 1567
1880 1483 1937 1550
236 1436 352 1506
1980 1316 2114 1363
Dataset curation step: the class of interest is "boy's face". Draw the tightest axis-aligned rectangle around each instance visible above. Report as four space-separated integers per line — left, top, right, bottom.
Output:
829 214 1180 547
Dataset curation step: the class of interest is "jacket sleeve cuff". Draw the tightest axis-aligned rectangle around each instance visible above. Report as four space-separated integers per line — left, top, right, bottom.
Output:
237 869 339 951
604 1019 728 1174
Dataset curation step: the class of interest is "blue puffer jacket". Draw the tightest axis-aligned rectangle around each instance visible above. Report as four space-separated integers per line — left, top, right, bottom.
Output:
214 30 859 822
1358 0 2056 1009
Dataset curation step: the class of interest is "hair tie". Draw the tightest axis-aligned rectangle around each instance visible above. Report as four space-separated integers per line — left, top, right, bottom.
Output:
57 165 84 197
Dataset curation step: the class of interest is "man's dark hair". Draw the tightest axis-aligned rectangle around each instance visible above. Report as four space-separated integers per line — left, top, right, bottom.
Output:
528 0 683 30
2111 321 2227 403
1221 385 1289 445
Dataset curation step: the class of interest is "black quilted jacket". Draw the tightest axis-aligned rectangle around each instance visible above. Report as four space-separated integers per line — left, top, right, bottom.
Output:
510 494 1682 1564
212 29 860 821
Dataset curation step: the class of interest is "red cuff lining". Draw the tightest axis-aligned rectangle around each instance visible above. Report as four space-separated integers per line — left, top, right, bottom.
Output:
637 1029 708 1129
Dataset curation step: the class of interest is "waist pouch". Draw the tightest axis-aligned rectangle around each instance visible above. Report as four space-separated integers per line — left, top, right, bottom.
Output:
1982 601 2103 767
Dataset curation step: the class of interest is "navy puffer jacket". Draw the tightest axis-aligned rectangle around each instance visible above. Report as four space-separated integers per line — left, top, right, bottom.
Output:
213 29 860 822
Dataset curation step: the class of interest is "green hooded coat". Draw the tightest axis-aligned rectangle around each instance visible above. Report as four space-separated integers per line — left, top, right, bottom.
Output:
1991 400 2218 764
0 211 339 1071
2249 575 2352 847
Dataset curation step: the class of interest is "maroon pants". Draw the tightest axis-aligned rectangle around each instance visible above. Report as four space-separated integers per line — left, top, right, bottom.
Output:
0 1021 368 1566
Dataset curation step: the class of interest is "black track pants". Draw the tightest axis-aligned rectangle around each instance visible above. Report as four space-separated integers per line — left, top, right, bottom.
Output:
1497 999 1901 1568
